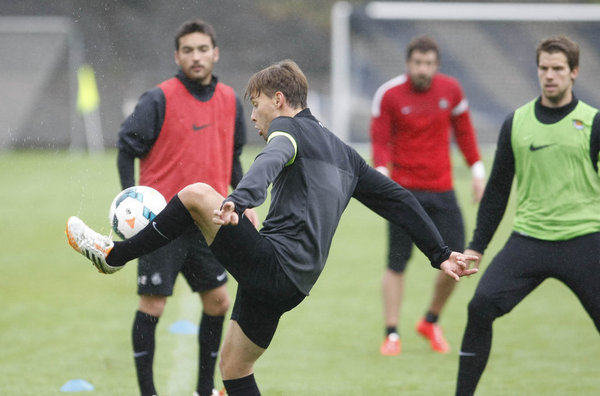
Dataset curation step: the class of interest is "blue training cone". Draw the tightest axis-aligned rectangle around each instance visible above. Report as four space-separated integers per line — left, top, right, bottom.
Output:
169 319 198 334
60 379 94 392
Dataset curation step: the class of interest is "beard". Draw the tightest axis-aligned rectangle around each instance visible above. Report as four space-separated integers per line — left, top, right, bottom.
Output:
411 75 432 91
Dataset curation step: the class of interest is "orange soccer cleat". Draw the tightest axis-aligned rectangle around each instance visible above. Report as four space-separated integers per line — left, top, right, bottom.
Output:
416 318 450 353
379 333 401 356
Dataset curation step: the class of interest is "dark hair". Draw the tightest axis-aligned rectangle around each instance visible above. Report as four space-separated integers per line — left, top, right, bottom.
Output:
245 59 308 109
406 35 440 62
174 19 217 50
536 36 579 71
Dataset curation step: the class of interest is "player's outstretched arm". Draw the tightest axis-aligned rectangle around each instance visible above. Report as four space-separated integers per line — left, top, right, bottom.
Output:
213 200 239 226
439 251 479 281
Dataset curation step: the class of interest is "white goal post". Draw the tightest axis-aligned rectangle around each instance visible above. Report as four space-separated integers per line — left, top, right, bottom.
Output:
330 1 600 143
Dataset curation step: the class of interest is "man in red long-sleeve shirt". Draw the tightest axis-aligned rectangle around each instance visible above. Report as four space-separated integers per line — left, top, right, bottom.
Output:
370 36 485 355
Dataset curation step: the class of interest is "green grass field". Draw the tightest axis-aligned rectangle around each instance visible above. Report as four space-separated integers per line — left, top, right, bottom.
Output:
1 147 598 395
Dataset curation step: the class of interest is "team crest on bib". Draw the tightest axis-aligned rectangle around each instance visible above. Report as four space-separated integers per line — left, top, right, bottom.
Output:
439 98 449 110
573 119 585 130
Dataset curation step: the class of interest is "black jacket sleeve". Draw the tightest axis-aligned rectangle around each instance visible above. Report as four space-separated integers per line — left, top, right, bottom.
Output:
225 135 294 214
352 159 451 268
117 150 136 189
231 96 247 189
116 87 166 189
468 114 515 253
589 112 600 172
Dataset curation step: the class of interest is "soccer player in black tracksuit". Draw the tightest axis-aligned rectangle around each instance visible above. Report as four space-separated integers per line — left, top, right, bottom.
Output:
455 36 600 395
66 60 478 395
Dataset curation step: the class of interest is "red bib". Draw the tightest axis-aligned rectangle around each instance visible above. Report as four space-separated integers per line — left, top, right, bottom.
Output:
140 78 237 200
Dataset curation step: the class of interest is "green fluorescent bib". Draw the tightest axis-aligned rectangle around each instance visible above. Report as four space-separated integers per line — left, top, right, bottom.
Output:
511 100 600 240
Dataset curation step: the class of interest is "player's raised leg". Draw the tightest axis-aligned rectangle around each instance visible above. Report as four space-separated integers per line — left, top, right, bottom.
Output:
66 182 225 271
178 182 225 245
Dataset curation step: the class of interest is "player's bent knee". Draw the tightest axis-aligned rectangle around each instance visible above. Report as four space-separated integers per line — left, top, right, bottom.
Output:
467 294 502 323
181 182 216 199
202 291 231 316
216 296 231 315
210 294 230 315
139 295 168 317
179 183 219 209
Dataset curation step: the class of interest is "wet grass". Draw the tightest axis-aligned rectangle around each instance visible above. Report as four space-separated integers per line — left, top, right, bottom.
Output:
0 148 598 395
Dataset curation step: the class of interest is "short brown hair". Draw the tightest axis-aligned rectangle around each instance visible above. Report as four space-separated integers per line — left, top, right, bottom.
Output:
536 36 579 71
406 35 440 61
245 59 308 109
174 19 217 50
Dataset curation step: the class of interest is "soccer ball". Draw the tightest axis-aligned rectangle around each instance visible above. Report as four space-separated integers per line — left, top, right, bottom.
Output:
109 186 167 239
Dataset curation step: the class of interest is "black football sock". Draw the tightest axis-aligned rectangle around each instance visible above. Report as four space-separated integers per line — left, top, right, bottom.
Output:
223 374 261 396
425 311 439 323
386 326 398 336
197 312 225 396
132 310 159 396
107 195 194 267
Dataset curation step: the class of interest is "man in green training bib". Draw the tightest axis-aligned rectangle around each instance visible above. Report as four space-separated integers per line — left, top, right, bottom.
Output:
454 35 600 395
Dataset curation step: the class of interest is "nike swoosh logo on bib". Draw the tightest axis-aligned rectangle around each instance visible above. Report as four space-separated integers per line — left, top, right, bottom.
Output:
529 143 555 151
192 123 211 131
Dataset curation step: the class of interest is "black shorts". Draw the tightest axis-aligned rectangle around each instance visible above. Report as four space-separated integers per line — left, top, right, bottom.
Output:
388 190 464 272
210 216 306 349
137 225 228 296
